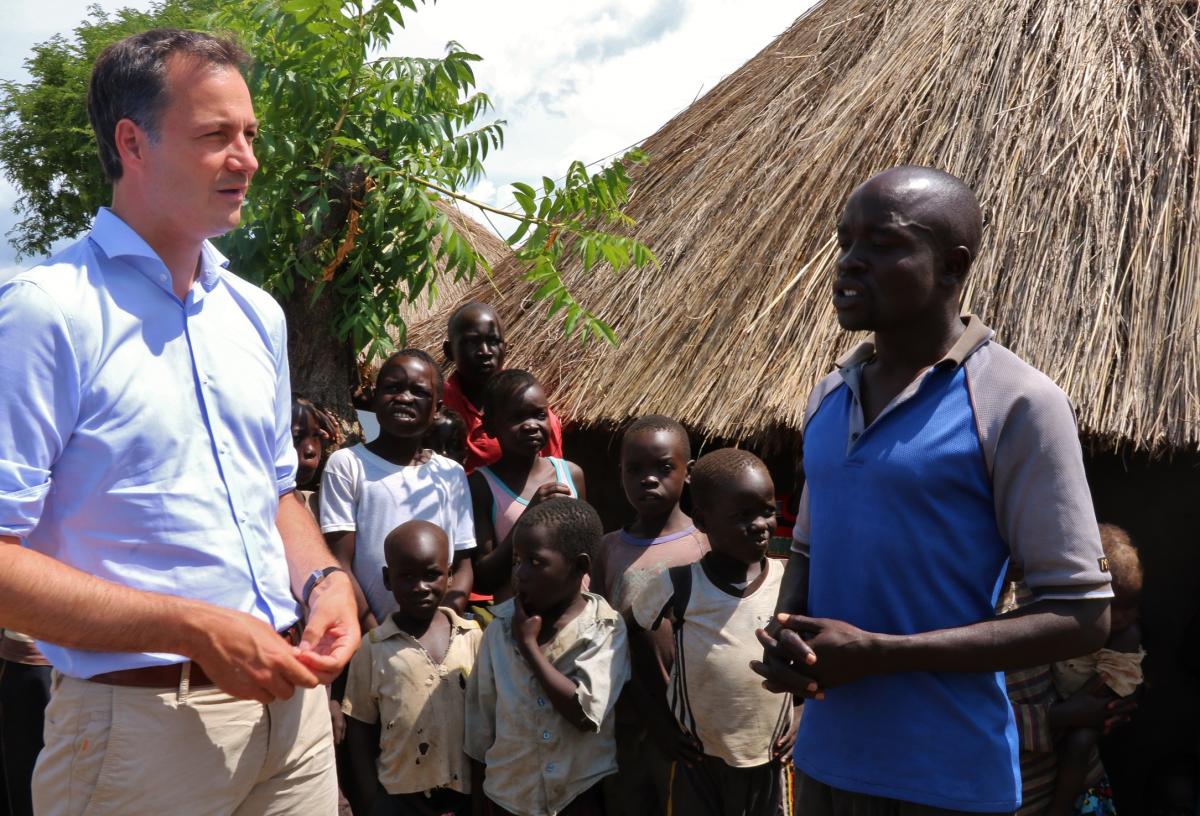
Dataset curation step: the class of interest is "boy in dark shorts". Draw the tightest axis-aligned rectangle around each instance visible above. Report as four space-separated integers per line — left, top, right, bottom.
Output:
465 498 629 816
629 449 796 816
342 520 482 816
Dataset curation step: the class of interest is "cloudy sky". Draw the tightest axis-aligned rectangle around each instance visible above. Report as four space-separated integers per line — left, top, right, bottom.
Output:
0 0 809 277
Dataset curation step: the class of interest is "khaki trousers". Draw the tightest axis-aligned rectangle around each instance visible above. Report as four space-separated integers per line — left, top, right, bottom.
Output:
32 670 337 816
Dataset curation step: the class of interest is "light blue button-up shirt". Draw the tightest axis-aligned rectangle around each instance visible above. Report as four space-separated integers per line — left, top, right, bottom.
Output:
0 208 300 678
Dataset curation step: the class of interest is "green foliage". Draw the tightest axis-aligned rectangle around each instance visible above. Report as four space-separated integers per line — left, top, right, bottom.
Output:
0 0 218 257
0 0 656 355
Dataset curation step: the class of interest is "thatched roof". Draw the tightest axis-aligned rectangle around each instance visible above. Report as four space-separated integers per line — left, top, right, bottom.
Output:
396 200 510 327
410 0 1200 452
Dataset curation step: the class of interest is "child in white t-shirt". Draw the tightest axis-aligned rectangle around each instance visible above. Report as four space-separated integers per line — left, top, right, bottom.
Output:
321 349 476 629
629 449 797 816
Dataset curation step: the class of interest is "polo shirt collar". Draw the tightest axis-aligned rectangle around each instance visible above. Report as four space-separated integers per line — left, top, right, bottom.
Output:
89 207 228 297
835 314 993 371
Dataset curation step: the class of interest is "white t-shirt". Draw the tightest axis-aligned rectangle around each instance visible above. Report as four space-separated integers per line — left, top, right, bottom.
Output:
320 445 476 621
631 558 792 767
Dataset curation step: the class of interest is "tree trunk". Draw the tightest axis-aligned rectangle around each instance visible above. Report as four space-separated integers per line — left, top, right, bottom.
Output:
282 279 362 442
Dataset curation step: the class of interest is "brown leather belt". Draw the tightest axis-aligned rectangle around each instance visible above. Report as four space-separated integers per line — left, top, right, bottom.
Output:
88 621 304 689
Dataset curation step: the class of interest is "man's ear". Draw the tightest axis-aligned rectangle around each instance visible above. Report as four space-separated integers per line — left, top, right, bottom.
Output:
942 245 972 288
575 552 592 577
381 565 391 592
684 459 696 484
113 118 148 174
442 338 455 364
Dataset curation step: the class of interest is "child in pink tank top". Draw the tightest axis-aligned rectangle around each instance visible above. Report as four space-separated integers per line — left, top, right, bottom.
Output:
468 370 586 605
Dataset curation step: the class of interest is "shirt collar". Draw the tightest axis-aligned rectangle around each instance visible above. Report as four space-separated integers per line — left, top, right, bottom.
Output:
834 314 994 371
370 608 480 643
88 208 228 295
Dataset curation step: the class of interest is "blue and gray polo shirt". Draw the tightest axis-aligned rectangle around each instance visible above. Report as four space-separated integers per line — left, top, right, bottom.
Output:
791 315 1112 812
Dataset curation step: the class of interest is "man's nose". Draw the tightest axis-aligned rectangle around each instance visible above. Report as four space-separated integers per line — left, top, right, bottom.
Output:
227 133 258 177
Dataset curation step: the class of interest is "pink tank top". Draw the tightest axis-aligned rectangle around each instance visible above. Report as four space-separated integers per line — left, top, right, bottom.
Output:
477 457 579 543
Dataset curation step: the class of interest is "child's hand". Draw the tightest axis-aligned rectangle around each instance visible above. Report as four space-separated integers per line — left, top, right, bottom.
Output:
1054 674 1137 733
646 707 704 766
527 481 573 509
328 697 346 745
772 708 801 760
512 595 543 656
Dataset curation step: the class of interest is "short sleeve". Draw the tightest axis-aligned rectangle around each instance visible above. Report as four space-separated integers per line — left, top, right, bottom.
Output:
629 569 673 633
341 638 378 724
0 282 81 538
790 484 810 556
319 450 358 533
570 614 630 732
987 378 1111 599
446 463 476 553
464 625 499 761
271 313 297 496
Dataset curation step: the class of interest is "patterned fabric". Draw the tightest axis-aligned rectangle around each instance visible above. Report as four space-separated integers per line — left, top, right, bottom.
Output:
1073 775 1117 816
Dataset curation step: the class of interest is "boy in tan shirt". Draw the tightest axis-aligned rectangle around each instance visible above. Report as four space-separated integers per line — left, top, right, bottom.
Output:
343 520 482 816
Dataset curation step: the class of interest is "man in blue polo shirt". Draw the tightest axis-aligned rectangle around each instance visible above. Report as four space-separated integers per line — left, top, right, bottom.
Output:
753 166 1112 813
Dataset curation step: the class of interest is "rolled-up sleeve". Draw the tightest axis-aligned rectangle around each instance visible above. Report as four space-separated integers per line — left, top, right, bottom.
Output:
0 282 81 538
571 615 630 732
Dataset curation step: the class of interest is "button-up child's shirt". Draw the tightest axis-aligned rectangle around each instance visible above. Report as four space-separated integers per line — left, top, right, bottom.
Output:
465 593 629 816
0 208 300 679
342 609 481 795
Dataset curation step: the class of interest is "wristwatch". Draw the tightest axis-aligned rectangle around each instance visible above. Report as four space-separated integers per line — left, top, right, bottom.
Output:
302 566 346 607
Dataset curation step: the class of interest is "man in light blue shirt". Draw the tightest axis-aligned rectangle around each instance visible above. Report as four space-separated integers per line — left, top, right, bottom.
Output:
0 29 359 815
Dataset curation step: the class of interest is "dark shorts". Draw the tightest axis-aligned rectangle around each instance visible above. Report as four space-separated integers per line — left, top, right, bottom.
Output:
667 754 784 816
371 788 471 816
486 783 604 816
794 771 1013 816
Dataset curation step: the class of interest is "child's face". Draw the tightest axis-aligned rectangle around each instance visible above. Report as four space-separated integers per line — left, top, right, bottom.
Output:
372 356 439 440
430 420 468 465
620 429 690 519
383 529 450 621
447 308 506 385
513 523 584 614
292 411 324 488
696 465 776 565
488 384 550 458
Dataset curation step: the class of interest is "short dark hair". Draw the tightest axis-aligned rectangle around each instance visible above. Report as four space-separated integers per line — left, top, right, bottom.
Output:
514 497 602 568
691 448 768 506
1098 523 1142 595
291 395 341 447
378 348 445 399
623 414 690 458
88 28 249 182
481 368 540 419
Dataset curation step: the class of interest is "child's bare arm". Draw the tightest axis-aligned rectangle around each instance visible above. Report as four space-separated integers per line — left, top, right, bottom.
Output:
324 530 378 630
513 598 592 731
444 552 473 614
625 611 704 764
566 461 587 502
342 715 381 815
1108 621 1141 653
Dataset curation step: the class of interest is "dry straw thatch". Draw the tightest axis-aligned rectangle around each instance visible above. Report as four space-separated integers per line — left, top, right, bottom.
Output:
411 0 1200 452
395 200 510 328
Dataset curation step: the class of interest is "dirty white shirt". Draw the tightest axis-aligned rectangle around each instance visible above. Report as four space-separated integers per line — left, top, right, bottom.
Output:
465 593 630 816
342 608 482 795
